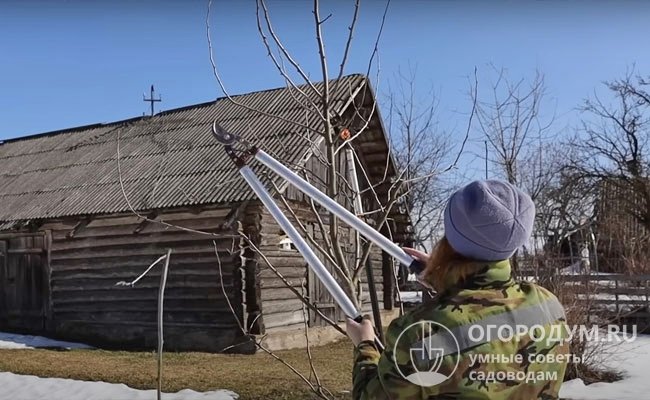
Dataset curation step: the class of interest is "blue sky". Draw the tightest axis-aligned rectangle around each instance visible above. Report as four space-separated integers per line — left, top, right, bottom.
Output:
2 0 649 169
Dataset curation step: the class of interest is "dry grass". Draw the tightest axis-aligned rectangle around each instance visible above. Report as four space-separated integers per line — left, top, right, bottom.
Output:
0 339 355 400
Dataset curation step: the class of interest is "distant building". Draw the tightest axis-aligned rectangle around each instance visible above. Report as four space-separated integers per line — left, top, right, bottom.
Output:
596 177 650 273
0 75 412 352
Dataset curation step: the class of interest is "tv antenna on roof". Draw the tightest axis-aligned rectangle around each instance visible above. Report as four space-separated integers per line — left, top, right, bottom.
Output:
143 85 161 116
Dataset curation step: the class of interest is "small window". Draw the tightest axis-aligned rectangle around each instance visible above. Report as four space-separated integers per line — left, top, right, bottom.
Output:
278 236 295 251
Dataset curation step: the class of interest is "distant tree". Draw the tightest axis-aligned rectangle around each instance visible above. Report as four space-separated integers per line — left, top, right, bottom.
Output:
473 67 553 186
563 71 650 273
471 67 554 273
568 72 650 229
385 68 454 251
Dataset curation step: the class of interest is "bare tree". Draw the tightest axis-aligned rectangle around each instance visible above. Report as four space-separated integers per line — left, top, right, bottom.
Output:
110 2 395 396
115 1 474 397
564 71 650 273
91 0 488 396
204 0 473 313
385 68 453 250
471 67 554 274
204 1 409 396
537 170 596 251
513 140 595 257
473 67 553 185
569 72 650 228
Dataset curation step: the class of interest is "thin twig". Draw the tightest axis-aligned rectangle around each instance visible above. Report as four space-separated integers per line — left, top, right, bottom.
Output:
214 240 246 333
205 0 313 132
115 254 167 287
443 66 478 172
300 276 332 398
337 0 360 82
214 241 331 398
255 0 324 118
365 0 390 79
257 0 322 97
116 125 241 239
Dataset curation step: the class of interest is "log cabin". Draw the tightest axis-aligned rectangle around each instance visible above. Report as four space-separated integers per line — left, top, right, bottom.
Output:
0 74 412 352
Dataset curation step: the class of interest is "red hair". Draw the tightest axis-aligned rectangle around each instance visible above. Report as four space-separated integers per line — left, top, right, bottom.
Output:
421 236 484 292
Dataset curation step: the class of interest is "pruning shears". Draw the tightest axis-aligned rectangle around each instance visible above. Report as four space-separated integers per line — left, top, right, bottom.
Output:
211 121 425 350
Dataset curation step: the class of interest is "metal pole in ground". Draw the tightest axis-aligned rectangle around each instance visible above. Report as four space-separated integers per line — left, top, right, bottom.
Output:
157 249 172 400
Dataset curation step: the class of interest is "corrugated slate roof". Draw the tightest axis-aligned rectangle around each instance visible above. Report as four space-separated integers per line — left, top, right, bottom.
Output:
0 75 371 224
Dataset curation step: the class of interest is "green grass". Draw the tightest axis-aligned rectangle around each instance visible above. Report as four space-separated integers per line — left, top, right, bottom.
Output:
0 340 356 400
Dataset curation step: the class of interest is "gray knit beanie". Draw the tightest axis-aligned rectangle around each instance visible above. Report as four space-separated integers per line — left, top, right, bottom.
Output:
443 180 535 261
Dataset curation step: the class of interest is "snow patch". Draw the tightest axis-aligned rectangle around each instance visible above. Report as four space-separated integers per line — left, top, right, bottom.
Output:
560 334 650 400
399 291 423 303
0 332 93 350
0 372 238 400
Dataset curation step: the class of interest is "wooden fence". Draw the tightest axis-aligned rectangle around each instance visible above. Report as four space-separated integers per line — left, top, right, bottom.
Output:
522 272 650 329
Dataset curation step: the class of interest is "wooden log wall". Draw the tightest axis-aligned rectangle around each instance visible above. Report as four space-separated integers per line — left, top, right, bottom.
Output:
249 199 388 333
244 202 309 333
40 207 253 353
359 245 385 315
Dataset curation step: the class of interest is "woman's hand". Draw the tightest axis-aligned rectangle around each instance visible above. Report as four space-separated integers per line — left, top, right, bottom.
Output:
346 317 375 346
403 247 434 289
402 247 429 264
403 247 430 263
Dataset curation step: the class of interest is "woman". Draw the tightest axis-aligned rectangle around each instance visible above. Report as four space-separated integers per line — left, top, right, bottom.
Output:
347 180 569 400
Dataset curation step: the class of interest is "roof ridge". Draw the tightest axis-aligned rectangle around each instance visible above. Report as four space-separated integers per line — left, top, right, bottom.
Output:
1 73 367 144
0 117 143 145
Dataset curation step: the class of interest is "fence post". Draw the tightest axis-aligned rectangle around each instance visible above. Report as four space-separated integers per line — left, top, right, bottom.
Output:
645 278 650 313
614 277 620 315
585 274 591 324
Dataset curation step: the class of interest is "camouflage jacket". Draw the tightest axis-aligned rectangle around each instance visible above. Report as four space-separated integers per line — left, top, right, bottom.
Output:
352 260 569 400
